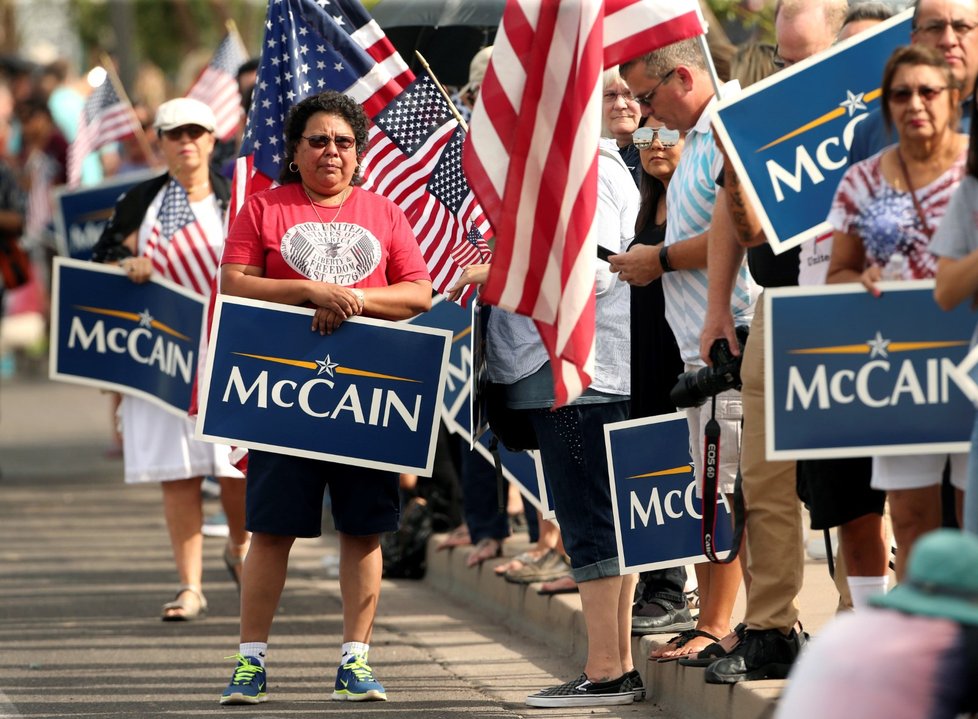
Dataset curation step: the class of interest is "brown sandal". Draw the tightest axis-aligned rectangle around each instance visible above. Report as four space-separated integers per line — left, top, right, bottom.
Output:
161 585 208 622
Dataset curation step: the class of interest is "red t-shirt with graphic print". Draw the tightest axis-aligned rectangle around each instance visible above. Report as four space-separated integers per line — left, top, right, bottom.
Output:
222 183 430 288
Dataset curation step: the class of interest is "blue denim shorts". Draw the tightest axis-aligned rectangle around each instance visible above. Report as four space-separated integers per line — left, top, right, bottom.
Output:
245 449 400 538
528 400 630 582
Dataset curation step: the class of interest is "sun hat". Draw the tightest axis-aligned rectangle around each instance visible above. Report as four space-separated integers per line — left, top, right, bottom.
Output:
870 529 978 626
153 97 216 133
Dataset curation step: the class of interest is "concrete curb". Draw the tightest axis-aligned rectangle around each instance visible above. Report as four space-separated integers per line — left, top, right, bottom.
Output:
425 532 837 719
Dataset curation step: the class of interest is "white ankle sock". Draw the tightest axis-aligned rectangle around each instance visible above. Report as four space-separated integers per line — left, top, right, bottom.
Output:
341 641 369 664
847 575 889 610
240 642 268 666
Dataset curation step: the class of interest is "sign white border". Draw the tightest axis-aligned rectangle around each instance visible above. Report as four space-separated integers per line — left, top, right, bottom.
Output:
48 256 207 418
194 294 452 477
764 280 972 460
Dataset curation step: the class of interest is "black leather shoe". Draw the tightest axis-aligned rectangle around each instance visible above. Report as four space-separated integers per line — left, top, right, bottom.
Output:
631 598 695 635
704 628 805 684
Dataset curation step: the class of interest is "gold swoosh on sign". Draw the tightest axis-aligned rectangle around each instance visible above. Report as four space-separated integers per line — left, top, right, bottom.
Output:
756 88 882 153
232 353 421 383
453 326 472 343
627 466 693 480
789 340 968 355
73 305 190 341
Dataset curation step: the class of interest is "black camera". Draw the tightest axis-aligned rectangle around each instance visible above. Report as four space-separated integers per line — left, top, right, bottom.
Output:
670 326 750 408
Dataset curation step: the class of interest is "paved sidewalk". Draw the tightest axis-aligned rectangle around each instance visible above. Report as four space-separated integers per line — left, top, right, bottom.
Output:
0 374 665 719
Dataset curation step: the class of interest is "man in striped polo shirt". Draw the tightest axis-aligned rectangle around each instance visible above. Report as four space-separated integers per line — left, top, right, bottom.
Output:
615 40 760 664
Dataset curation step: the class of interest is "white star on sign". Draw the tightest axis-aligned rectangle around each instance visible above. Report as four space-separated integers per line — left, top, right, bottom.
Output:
138 309 154 328
867 330 890 359
316 355 339 377
839 89 867 117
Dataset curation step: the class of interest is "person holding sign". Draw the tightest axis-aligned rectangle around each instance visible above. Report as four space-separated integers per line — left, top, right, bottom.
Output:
218 91 431 706
90 97 249 622
826 45 969 579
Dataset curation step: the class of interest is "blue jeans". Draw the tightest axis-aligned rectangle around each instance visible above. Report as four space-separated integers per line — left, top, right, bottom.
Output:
528 400 630 582
965 414 978 534
458 437 509 543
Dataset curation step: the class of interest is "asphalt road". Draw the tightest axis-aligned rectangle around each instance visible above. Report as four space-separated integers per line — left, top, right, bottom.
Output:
0 373 666 719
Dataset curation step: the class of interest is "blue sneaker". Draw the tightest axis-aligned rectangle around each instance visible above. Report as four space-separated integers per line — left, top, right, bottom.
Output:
332 655 387 701
220 654 267 705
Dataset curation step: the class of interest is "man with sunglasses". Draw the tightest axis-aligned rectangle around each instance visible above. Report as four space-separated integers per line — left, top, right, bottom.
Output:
697 0 846 685
849 0 978 164
617 39 760 668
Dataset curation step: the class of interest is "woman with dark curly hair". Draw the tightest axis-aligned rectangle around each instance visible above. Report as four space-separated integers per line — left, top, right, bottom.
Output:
219 91 431 706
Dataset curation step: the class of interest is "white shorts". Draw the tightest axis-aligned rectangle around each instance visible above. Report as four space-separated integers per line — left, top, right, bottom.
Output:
120 395 243 484
684 381 743 498
871 453 968 492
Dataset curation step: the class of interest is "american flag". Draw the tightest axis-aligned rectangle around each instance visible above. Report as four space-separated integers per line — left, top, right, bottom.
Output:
463 0 706 406
187 28 250 142
231 0 491 296
145 181 219 296
67 73 140 187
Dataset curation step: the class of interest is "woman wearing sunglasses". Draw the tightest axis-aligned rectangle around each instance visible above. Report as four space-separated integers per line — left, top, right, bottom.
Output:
827 45 969 579
90 97 249 622
218 91 431 706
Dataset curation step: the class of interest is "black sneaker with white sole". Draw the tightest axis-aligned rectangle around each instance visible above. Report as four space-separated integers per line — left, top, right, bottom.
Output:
623 669 646 701
525 673 635 707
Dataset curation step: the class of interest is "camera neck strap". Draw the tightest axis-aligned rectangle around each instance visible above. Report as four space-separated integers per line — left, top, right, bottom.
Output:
701 396 745 564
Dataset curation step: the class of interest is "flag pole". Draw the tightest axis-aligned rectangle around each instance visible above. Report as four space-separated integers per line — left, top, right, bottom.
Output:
99 53 159 169
696 34 724 100
415 51 468 132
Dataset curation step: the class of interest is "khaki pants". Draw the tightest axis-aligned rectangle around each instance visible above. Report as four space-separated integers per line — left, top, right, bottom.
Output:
740 295 805 631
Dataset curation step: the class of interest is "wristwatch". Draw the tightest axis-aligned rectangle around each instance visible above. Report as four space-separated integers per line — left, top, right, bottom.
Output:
659 244 675 273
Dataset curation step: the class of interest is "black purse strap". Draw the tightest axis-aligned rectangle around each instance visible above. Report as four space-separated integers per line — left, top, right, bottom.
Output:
702 397 745 564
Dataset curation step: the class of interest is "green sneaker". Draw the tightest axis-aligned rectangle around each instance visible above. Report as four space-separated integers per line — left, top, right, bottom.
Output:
220 654 267 705
332 655 387 702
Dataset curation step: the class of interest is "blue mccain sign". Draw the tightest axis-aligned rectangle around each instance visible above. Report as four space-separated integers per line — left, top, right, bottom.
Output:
196 296 452 476
713 11 911 254
52 170 158 260
49 256 206 415
766 282 976 459
606 413 733 573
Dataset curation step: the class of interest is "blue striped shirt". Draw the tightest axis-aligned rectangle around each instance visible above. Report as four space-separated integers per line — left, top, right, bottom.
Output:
664 84 759 366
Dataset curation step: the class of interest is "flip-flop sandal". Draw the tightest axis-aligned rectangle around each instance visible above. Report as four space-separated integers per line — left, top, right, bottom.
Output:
537 574 578 595
654 629 720 663
436 525 471 551
494 551 535 576
679 623 747 667
465 537 503 568
161 585 208 622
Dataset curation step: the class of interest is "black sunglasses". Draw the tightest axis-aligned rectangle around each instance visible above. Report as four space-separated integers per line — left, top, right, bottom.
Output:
888 85 948 104
302 134 356 151
161 125 208 141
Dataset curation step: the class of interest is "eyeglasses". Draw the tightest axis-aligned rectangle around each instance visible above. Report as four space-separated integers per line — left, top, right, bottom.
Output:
603 89 636 104
888 85 948 103
632 126 681 149
161 125 208 141
634 68 677 108
772 45 793 69
912 19 978 40
302 134 356 151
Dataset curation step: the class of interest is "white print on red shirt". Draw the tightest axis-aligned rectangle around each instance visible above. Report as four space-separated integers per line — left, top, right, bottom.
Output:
280 221 381 284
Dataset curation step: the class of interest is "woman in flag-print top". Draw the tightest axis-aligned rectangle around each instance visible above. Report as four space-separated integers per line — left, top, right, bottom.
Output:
826 45 969 581
91 97 249 623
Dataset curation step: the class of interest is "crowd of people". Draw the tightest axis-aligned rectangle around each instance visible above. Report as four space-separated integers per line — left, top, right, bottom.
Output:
5 0 978 715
